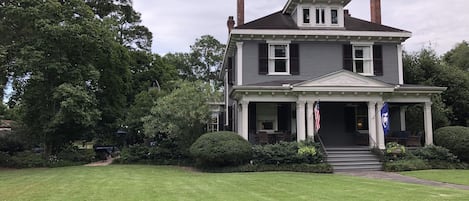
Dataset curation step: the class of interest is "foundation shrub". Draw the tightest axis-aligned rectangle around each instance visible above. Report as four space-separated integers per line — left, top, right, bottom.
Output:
434 126 469 162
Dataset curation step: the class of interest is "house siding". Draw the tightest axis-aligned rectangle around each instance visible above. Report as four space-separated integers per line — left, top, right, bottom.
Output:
240 40 400 85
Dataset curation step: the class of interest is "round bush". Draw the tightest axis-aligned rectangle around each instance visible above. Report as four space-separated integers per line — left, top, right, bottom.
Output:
190 131 252 167
434 126 469 162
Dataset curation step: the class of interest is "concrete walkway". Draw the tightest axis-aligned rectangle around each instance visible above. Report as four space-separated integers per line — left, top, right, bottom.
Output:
84 157 116 167
338 171 469 191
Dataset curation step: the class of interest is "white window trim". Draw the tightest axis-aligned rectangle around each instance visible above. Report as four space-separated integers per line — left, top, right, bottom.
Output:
315 6 326 26
267 41 291 76
351 42 374 76
330 7 339 26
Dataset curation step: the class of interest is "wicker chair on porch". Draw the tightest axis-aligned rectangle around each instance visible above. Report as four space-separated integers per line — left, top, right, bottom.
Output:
406 131 423 147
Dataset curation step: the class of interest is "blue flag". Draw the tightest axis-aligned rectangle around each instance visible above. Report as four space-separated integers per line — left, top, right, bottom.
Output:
381 103 390 135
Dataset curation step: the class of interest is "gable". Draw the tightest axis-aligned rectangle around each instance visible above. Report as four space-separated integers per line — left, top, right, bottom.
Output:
294 70 392 88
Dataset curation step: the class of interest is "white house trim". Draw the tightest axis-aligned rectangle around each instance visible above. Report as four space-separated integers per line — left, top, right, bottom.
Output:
397 44 404 85
236 42 244 85
231 29 412 39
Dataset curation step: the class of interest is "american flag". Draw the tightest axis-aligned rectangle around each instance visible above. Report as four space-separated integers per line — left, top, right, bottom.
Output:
314 102 320 133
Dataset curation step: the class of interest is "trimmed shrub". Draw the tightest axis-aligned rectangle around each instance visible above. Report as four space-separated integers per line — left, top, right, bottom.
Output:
0 136 25 154
412 145 459 163
434 126 469 162
190 131 252 167
57 146 96 163
252 141 324 165
384 159 430 172
120 144 150 163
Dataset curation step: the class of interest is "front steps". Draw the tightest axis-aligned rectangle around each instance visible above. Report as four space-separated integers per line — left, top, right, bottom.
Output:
325 147 382 172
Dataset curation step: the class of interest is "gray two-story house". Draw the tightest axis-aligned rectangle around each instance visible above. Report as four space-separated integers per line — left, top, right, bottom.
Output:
221 0 445 154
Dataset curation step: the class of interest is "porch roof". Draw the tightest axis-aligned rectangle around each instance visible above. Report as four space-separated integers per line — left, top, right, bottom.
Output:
231 71 446 96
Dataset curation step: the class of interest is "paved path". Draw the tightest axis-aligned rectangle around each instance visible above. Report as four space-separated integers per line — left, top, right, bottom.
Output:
338 171 469 191
84 157 116 167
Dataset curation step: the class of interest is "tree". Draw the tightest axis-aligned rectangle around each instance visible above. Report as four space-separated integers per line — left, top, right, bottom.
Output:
403 47 469 127
143 81 212 152
443 41 469 71
164 35 225 89
0 0 106 155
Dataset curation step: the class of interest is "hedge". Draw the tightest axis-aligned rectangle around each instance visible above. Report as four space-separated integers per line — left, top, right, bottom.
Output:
434 126 469 162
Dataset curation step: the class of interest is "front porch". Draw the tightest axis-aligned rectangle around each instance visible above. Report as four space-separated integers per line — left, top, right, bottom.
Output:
242 101 432 148
229 71 445 149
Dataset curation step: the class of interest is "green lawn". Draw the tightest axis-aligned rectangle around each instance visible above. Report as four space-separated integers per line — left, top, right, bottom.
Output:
1 165 469 201
402 170 469 186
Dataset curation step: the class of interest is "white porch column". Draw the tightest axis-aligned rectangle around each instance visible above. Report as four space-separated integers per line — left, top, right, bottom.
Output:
400 106 407 131
240 101 249 141
375 102 386 149
296 100 306 142
367 101 377 148
424 102 434 145
306 100 315 141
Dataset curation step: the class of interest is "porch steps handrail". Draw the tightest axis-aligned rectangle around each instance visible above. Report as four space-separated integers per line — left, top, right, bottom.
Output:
314 134 328 159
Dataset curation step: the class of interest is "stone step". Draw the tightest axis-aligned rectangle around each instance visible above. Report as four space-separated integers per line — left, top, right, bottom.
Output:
326 147 370 151
329 161 382 166
327 157 379 163
326 150 374 155
333 165 383 171
327 154 376 158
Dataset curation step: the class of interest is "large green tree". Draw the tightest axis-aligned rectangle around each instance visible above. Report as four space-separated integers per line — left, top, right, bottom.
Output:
143 81 212 152
0 0 107 155
404 47 469 127
443 41 469 71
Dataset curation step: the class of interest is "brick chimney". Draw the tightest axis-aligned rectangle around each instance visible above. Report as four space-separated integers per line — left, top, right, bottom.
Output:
344 9 351 17
370 0 381 24
237 0 244 26
227 16 235 33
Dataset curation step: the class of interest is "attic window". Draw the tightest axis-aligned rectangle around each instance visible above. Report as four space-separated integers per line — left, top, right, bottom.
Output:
316 8 325 24
331 9 338 24
303 8 310 24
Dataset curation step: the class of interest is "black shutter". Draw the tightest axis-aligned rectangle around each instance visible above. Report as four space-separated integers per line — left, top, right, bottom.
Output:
373 45 383 76
227 106 233 131
343 44 353 71
227 57 233 85
258 43 268 75
290 44 300 75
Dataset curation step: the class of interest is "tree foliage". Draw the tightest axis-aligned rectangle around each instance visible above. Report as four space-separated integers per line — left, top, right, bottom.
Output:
443 41 469 71
404 47 469 127
143 81 212 150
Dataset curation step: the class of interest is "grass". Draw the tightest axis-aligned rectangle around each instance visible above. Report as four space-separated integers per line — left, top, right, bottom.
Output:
0 165 469 201
402 170 469 186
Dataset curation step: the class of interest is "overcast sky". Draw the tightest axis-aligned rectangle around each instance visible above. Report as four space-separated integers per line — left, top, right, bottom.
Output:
133 0 469 56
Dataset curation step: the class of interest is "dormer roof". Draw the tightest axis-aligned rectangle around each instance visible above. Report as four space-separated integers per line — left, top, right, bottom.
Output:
283 0 352 14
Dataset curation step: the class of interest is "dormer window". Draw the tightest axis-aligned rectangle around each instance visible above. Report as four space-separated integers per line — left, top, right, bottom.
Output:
296 5 344 28
331 9 338 24
315 8 325 24
302 8 310 23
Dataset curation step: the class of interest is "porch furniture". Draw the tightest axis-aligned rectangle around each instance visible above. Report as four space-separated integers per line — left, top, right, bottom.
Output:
406 131 423 147
385 131 410 146
258 131 269 145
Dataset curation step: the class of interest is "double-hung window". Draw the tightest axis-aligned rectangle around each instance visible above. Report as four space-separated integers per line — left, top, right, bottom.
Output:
353 45 373 75
268 43 290 75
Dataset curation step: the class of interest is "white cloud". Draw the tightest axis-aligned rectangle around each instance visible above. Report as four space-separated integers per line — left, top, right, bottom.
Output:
134 0 469 55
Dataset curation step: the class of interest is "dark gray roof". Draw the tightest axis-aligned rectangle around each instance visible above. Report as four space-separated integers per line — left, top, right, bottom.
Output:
236 11 298 30
236 11 408 33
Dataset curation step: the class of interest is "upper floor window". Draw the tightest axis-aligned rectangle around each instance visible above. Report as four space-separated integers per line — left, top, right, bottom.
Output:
269 44 290 75
353 45 373 75
343 43 383 76
259 42 299 76
331 9 338 24
316 8 325 24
